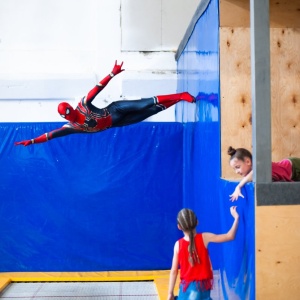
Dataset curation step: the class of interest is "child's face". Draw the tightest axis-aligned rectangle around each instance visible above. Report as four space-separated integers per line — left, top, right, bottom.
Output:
230 157 252 177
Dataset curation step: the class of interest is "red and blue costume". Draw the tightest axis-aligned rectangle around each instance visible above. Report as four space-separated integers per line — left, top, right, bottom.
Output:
15 61 195 146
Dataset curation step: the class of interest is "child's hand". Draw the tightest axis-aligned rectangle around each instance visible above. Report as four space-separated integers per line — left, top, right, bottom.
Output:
230 206 239 219
167 294 175 300
229 186 244 201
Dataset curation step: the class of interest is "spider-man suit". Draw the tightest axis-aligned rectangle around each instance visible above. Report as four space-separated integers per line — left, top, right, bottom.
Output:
15 61 195 146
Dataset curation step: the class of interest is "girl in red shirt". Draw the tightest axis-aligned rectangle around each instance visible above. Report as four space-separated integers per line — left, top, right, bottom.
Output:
227 146 300 201
168 207 239 300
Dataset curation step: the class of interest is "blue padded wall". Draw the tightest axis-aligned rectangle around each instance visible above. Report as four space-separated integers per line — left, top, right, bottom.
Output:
176 0 255 299
177 0 222 271
0 122 184 271
219 181 255 299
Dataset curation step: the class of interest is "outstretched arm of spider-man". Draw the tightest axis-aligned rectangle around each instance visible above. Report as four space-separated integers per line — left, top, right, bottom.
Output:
14 126 78 146
84 60 124 104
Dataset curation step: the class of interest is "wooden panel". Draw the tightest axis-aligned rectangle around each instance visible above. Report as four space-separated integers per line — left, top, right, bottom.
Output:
270 0 300 28
219 0 250 28
256 205 300 299
220 0 300 28
220 27 252 179
221 27 300 179
270 28 300 161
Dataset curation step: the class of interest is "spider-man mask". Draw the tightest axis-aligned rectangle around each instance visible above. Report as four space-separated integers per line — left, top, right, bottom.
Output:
58 102 77 122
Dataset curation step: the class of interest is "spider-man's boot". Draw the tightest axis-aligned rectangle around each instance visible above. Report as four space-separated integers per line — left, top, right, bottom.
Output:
154 92 195 108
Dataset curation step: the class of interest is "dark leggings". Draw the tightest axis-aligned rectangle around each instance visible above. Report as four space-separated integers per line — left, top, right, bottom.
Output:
107 97 164 127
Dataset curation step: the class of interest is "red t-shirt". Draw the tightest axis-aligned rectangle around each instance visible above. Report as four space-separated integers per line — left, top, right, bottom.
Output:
272 159 292 181
178 233 213 291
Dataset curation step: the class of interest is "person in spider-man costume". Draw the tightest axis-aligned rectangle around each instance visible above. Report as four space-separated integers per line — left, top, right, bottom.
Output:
15 61 195 146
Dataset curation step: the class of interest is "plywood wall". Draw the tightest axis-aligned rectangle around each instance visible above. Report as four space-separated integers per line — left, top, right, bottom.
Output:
219 5 300 300
220 27 252 179
220 0 300 28
220 27 300 179
271 28 300 160
256 205 300 299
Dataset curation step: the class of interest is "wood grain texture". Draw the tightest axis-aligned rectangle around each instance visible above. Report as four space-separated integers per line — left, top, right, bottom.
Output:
270 28 300 161
256 205 300 299
220 27 252 179
220 0 300 28
221 27 300 179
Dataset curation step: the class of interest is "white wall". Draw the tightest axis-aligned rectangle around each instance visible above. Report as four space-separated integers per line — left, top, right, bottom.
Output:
0 0 199 122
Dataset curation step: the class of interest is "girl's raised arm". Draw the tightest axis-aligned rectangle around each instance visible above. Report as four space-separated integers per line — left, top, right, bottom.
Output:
202 206 239 247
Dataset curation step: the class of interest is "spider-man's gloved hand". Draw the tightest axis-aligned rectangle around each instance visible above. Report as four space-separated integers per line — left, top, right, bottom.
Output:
15 139 33 147
110 60 125 76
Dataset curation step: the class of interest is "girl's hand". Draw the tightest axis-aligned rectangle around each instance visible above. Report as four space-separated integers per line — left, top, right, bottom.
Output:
111 60 124 76
229 186 244 201
230 206 239 219
167 293 175 300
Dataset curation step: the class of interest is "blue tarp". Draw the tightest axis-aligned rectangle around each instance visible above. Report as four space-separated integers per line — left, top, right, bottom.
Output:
0 122 184 271
176 0 255 298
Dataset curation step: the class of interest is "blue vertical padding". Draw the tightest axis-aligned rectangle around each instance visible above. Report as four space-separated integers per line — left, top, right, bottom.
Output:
177 0 222 270
0 122 184 271
218 181 255 299
182 122 222 270
176 0 255 299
